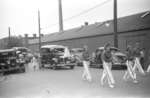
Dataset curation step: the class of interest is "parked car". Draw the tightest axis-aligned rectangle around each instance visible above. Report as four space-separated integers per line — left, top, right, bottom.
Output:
70 48 84 66
41 45 76 69
0 49 26 75
91 47 127 69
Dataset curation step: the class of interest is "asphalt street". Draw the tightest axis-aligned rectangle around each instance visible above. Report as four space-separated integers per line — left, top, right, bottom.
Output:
0 67 150 98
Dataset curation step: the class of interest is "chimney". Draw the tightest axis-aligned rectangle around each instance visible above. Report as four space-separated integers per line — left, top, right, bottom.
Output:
40 34 44 37
33 34 37 38
24 34 29 48
84 22 88 26
58 0 63 32
25 34 28 38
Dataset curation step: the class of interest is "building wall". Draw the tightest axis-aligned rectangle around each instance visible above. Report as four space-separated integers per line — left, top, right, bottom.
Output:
28 29 150 68
29 29 150 53
29 34 114 54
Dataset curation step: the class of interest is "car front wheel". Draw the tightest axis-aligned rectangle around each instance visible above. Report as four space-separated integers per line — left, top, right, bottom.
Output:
52 66 57 70
70 66 74 69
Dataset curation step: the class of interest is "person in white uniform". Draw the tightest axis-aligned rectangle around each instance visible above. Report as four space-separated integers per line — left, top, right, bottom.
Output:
101 43 115 88
146 50 150 73
123 45 138 83
82 45 92 82
132 43 145 76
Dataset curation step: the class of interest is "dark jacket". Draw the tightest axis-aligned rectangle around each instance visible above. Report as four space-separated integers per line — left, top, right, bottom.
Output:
82 51 90 61
126 48 134 61
101 50 112 63
133 47 142 58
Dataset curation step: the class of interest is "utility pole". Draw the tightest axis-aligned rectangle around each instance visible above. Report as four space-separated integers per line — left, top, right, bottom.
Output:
38 10 41 52
38 10 42 68
114 0 118 48
58 0 64 32
8 27 11 48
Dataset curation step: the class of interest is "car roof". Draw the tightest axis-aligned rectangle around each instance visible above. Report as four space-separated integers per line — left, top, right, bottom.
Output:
0 49 16 53
71 48 83 51
41 45 66 49
98 47 120 51
12 47 28 50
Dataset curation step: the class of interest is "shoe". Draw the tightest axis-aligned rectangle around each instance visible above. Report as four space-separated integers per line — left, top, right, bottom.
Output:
109 84 115 88
88 79 92 82
133 80 138 84
123 77 127 81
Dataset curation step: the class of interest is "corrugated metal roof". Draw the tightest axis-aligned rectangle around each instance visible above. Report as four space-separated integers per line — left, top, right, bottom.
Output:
29 11 150 44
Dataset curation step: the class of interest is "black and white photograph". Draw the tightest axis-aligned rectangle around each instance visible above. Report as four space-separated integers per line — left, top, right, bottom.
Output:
0 0 150 98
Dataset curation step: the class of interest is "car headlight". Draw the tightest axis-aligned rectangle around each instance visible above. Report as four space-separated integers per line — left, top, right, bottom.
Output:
52 58 58 62
7 60 10 64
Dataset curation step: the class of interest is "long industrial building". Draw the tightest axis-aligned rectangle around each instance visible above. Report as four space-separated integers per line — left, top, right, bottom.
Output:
27 11 150 68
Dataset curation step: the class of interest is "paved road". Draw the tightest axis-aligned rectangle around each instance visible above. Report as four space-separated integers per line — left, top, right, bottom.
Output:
0 67 150 98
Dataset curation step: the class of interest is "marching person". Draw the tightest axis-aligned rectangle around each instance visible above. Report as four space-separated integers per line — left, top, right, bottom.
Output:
147 64 150 73
132 43 145 75
140 48 145 69
101 43 115 88
82 45 92 82
146 50 150 73
123 45 138 83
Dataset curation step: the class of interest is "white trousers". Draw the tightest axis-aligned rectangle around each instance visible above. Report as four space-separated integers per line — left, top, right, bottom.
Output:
124 60 136 80
147 65 150 72
101 61 115 86
133 57 145 75
82 61 92 82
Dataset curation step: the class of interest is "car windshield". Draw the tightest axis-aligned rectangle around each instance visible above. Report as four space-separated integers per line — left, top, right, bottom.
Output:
18 48 28 52
41 48 51 54
53 48 64 53
110 47 119 52
71 49 84 53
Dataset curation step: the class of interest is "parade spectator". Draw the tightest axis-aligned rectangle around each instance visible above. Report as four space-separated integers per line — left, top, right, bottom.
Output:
31 55 39 71
101 43 115 88
82 45 92 82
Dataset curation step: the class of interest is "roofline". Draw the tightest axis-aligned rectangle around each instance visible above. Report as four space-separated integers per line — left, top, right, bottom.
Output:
29 27 150 46
0 49 16 53
41 45 66 49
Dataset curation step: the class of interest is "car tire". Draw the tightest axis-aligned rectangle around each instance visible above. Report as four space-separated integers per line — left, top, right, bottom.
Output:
52 66 57 70
70 66 74 69
19 67 25 73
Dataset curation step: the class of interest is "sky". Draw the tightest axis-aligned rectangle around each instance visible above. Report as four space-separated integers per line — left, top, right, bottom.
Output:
0 0 150 39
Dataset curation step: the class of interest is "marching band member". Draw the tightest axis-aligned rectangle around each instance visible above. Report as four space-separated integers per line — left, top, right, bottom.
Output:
101 43 115 88
147 65 150 73
132 43 145 75
82 45 92 82
146 50 150 73
123 45 138 83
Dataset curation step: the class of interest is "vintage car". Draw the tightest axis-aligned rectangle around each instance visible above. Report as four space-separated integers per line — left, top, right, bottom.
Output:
41 45 76 69
70 48 84 66
91 47 127 69
0 49 26 75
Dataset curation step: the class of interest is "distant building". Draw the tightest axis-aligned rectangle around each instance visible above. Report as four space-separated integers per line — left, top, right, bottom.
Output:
28 11 150 69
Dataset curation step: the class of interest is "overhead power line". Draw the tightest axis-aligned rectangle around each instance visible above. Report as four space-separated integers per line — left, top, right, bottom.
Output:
42 0 112 30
